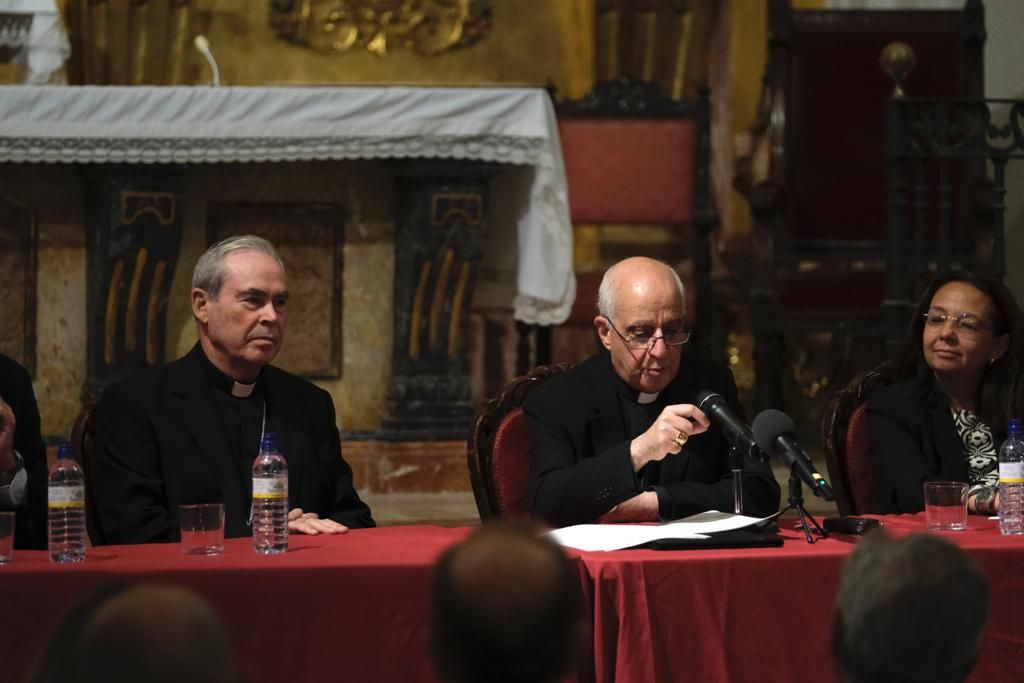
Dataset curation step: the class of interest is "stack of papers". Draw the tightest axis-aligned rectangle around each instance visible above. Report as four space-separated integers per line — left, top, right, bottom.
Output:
547 510 779 552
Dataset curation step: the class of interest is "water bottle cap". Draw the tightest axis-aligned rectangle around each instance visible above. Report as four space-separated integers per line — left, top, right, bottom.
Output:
1009 419 1024 438
57 442 75 460
260 432 279 452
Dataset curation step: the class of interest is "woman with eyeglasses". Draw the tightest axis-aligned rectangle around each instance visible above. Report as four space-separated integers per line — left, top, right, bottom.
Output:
867 272 1024 514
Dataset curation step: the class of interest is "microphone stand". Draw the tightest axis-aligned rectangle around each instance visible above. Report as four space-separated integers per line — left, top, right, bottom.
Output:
781 470 828 544
729 445 743 514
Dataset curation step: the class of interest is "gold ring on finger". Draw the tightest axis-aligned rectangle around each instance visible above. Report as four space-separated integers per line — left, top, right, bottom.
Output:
674 430 688 447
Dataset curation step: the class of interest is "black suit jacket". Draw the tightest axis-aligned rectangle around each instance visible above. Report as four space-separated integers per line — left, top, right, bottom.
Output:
0 353 47 549
94 345 374 544
866 378 968 514
524 352 780 527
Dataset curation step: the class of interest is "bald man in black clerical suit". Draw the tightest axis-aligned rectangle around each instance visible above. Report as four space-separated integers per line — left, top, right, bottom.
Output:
94 236 373 545
526 257 780 527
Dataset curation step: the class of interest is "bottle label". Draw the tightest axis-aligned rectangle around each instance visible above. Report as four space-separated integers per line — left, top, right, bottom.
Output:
1000 462 1024 483
49 485 85 508
253 477 287 499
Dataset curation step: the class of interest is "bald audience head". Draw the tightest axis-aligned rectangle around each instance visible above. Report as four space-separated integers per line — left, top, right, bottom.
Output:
32 583 239 683
832 532 990 683
430 521 586 683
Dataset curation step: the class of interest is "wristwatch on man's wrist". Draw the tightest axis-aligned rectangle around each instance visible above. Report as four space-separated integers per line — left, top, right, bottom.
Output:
0 449 24 486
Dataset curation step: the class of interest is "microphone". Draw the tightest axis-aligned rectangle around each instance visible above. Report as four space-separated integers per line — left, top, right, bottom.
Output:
752 409 835 500
695 390 765 462
193 34 221 87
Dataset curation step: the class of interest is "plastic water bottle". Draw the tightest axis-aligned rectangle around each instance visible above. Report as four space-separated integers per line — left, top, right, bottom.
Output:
999 419 1024 536
48 442 86 563
252 432 289 554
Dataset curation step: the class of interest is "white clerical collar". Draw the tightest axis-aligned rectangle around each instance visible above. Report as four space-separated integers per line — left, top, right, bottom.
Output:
637 391 660 405
231 381 256 398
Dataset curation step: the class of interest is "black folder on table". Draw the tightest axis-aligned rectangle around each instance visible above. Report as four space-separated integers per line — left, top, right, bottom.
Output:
633 528 783 551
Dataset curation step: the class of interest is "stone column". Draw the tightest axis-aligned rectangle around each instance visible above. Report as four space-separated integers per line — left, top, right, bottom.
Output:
378 160 500 440
83 166 183 402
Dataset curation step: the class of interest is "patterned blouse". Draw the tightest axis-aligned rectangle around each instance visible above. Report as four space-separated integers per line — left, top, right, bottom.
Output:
951 408 999 493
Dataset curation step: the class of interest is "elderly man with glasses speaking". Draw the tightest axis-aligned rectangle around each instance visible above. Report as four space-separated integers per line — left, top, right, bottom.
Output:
525 257 780 527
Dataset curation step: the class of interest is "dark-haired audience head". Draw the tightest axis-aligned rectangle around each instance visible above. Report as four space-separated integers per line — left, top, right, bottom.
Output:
897 271 1023 428
31 582 240 683
430 521 587 683
832 532 990 683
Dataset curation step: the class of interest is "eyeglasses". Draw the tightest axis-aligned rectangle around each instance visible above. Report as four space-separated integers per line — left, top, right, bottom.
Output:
606 319 690 349
922 309 991 338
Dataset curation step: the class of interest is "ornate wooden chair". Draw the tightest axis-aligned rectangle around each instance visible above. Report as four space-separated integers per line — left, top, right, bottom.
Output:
735 0 984 411
468 364 572 521
519 75 714 373
822 364 895 516
70 401 104 545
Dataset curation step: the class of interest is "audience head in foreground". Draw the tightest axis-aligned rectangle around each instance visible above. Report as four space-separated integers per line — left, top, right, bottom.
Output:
832 531 990 683
524 256 780 526
31 582 240 683
430 521 587 683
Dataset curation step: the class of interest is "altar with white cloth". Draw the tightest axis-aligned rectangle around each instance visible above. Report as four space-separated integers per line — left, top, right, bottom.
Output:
0 84 574 325
0 85 574 438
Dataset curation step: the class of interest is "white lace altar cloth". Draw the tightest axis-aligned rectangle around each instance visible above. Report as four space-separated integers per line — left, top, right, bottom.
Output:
0 85 574 324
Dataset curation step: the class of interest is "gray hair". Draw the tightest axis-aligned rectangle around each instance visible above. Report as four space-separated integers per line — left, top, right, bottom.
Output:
192 235 284 299
596 258 686 320
832 532 989 683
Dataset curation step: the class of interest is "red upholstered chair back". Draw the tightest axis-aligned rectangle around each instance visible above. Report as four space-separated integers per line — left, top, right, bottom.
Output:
822 364 895 516
843 403 877 516
527 76 715 371
468 364 573 521
489 407 532 518
70 400 103 545
559 118 696 225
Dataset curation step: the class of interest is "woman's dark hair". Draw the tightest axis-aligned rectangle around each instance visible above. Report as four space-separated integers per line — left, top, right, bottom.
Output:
894 271 1024 430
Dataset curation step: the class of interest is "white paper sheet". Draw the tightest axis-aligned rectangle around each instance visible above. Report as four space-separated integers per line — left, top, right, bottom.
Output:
662 510 778 534
546 510 779 552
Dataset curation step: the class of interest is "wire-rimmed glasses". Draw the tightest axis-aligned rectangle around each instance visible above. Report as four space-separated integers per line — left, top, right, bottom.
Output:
606 319 691 349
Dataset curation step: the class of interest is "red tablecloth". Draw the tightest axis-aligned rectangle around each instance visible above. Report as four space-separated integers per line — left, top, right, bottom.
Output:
1 516 1022 683
572 513 1024 683
0 525 471 683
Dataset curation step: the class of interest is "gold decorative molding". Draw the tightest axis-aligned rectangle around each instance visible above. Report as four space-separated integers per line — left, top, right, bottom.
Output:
104 259 125 366
428 247 455 347
124 247 148 353
879 41 916 99
120 191 176 226
430 191 481 226
409 260 433 359
269 0 492 56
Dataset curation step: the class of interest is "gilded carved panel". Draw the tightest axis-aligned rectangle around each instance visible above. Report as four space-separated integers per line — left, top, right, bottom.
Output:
269 0 492 56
